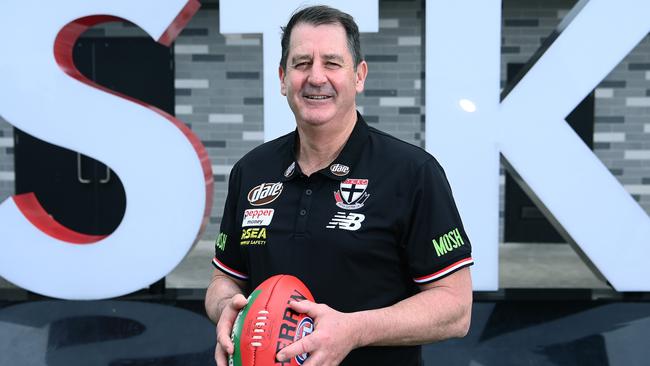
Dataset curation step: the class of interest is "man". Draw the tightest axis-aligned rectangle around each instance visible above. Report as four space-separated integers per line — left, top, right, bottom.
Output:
205 5 473 366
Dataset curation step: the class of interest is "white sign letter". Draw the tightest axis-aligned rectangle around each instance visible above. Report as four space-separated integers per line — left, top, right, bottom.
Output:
427 0 650 291
0 0 213 299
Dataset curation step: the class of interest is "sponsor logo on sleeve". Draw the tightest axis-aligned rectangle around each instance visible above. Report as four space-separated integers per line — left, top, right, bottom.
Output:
334 178 370 210
247 182 283 206
329 163 350 177
215 232 227 251
432 228 466 257
242 209 275 227
326 212 365 231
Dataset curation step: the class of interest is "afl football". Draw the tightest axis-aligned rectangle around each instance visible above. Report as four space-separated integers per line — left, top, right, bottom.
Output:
229 274 315 366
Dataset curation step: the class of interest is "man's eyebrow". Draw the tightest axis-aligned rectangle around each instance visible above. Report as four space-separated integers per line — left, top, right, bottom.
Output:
323 54 345 63
290 54 312 64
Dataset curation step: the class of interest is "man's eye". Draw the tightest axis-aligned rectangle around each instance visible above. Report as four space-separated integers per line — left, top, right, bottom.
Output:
326 62 341 68
294 62 309 69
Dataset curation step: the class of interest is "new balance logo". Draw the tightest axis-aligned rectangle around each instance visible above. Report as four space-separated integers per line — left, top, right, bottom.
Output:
326 212 365 231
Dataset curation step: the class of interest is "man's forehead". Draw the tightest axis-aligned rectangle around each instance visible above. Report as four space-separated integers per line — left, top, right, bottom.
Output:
292 21 346 35
288 23 350 58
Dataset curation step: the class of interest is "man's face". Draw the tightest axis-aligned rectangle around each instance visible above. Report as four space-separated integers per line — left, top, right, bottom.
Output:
280 22 367 128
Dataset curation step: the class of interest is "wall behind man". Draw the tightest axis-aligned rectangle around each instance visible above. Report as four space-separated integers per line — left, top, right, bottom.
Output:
0 0 647 244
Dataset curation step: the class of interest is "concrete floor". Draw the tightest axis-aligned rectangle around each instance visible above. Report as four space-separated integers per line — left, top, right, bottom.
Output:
498 242 608 289
0 241 609 291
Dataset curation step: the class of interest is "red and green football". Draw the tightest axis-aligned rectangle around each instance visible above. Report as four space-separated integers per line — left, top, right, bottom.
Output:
229 274 315 366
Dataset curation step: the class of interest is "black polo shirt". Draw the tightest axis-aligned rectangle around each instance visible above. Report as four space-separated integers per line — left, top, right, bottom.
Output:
213 112 473 366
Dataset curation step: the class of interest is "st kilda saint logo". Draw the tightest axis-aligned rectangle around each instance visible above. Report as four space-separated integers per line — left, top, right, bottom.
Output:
248 182 283 206
334 178 370 210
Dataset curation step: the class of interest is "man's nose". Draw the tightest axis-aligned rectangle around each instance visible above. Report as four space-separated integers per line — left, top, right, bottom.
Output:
307 64 327 85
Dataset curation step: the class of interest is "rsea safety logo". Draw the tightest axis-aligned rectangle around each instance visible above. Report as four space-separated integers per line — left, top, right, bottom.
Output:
215 233 227 251
240 228 267 246
247 182 283 206
432 228 465 257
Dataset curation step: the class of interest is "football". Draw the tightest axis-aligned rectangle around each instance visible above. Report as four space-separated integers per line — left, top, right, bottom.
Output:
229 274 315 366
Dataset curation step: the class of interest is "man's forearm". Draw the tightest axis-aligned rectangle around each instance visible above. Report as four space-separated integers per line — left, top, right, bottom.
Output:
204 270 246 324
351 268 472 347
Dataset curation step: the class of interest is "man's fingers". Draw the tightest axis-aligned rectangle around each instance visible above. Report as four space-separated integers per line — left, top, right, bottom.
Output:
276 334 316 363
278 300 322 362
216 318 234 353
216 294 248 355
214 294 249 366
287 299 317 316
217 330 234 354
215 342 228 366
216 294 247 359
230 293 248 309
300 353 330 366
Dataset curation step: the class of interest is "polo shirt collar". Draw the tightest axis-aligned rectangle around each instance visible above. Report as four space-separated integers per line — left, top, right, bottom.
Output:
281 111 369 182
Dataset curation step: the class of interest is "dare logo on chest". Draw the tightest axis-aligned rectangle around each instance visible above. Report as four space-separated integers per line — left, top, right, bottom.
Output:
248 183 283 206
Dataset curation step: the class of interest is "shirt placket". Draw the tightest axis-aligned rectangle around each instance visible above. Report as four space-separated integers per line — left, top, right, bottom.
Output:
294 175 317 238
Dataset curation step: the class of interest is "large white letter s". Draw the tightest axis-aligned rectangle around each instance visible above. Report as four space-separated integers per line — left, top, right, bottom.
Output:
0 0 212 299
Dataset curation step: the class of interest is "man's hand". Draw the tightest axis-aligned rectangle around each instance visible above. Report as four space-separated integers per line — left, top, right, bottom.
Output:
276 300 361 366
274 268 472 365
215 294 248 366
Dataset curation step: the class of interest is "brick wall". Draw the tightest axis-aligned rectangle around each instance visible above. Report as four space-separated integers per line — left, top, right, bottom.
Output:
0 0 647 244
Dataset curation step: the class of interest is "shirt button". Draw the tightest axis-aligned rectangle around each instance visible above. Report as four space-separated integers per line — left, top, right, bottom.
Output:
305 189 312 195
299 209 307 216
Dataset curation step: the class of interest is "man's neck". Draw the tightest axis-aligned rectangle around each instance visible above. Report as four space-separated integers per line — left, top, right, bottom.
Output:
296 110 357 176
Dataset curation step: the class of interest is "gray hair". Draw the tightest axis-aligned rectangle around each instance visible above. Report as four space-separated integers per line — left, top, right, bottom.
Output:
280 5 363 71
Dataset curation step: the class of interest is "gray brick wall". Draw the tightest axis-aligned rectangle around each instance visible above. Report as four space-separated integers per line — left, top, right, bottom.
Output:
0 0 647 244
172 1 264 238
358 0 424 148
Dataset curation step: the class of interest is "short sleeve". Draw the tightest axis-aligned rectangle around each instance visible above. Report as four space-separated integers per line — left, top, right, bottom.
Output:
403 158 473 284
212 163 249 281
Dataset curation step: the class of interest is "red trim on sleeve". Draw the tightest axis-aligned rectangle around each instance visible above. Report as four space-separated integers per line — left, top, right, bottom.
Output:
413 257 474 284
212 257 249 280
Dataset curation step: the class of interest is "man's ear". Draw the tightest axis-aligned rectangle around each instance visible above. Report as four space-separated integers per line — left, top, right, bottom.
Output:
355 61 368 94
279 65 287 96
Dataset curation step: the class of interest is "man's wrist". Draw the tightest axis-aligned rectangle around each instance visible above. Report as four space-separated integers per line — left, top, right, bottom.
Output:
348 310 373 349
